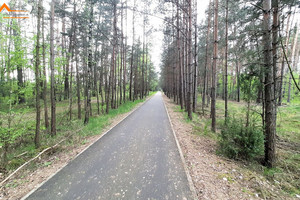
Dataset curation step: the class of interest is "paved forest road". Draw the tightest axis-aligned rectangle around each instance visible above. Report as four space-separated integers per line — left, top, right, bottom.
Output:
25 92 194 200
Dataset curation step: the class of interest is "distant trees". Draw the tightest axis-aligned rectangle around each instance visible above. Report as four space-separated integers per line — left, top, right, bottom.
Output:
160 0 198 120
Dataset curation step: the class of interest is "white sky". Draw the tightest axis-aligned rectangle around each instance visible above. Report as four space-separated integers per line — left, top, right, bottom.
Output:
125 0 210 73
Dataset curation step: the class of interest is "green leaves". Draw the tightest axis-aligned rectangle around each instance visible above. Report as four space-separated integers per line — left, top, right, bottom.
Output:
218 117 264 160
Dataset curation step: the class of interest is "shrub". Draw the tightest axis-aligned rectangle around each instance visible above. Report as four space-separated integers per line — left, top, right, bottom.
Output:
218 117 264 160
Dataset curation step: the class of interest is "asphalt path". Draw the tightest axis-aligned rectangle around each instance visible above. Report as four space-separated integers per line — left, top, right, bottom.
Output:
25 92 194 200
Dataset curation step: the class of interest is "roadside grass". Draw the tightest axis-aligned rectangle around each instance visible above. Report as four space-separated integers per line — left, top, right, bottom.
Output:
172 94 300 198
0 92 156 177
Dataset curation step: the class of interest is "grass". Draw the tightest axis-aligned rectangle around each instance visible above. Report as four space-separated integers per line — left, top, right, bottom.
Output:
172 94 300 198
0 91 156 175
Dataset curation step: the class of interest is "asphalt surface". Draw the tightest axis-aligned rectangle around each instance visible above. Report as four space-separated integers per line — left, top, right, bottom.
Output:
25 92 194 200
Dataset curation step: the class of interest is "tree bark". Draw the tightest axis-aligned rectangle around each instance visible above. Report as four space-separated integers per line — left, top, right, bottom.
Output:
41 3 49 130
278 11 291 105
84 1 93 124
224 0 228 122
129 0 136 101
187 0 193 120
35 0 42 148
211 0 218 132
192 0 198 113
50 0 56 135
263 0 276 168
287 24 298 103
202 0 212 114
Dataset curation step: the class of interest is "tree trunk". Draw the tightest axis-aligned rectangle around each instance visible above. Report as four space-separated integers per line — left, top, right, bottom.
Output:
224 0 228 122
69 3 77 120
110 1 117 109
192 0 198 113
187 0 193 120
123 0 127 103
287 24 298 103
263 0 276 168
278 11 291 105
211 0 218 132
177 1 183 110
129 0 136 101
84 1 93 124
272 0 278 105
50 0 56 135
202 0 212 114
35 0 42 148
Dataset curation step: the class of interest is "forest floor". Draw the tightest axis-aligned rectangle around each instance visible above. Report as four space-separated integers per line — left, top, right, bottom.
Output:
0 93 154 200
163 94 299 200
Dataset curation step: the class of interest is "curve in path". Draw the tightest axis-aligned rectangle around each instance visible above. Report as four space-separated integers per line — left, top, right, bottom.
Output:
24 92 194 200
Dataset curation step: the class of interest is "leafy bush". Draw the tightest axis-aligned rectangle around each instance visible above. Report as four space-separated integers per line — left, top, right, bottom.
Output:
218 117 264 160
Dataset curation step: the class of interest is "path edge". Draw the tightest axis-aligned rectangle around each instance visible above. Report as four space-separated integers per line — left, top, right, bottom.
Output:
21 93 156 200
162 94 198 200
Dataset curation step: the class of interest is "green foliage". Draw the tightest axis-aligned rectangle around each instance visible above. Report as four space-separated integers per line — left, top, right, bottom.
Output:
7 158 25 170
240 73 260 102
263 167 282 178
43 161 52 167
218 117 264 160
277 104 300 142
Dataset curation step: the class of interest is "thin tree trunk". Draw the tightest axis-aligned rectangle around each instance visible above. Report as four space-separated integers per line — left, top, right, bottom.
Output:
120 4 124 104
35 0 42 148
41 4 49 130
69 3 77 120
177 1 183 109
110 1 117 109
123 0 127 103
50 0 56 135
287 24 298 102
192 0 198 113
75 46 81 119
211 0 218 132
203 0 212 114
129 0 136 101
278 11 291 105
224 0 228 122
187 0 193 120
272 0 278 105
84 1 93 124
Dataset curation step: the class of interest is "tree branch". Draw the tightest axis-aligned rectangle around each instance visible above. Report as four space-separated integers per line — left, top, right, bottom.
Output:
280 34 300 92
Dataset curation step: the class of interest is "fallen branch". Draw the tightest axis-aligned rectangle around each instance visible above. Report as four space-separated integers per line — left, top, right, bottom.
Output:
280 36 300 92
0 127 83 187
14 151 28 158
0 146 52 187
